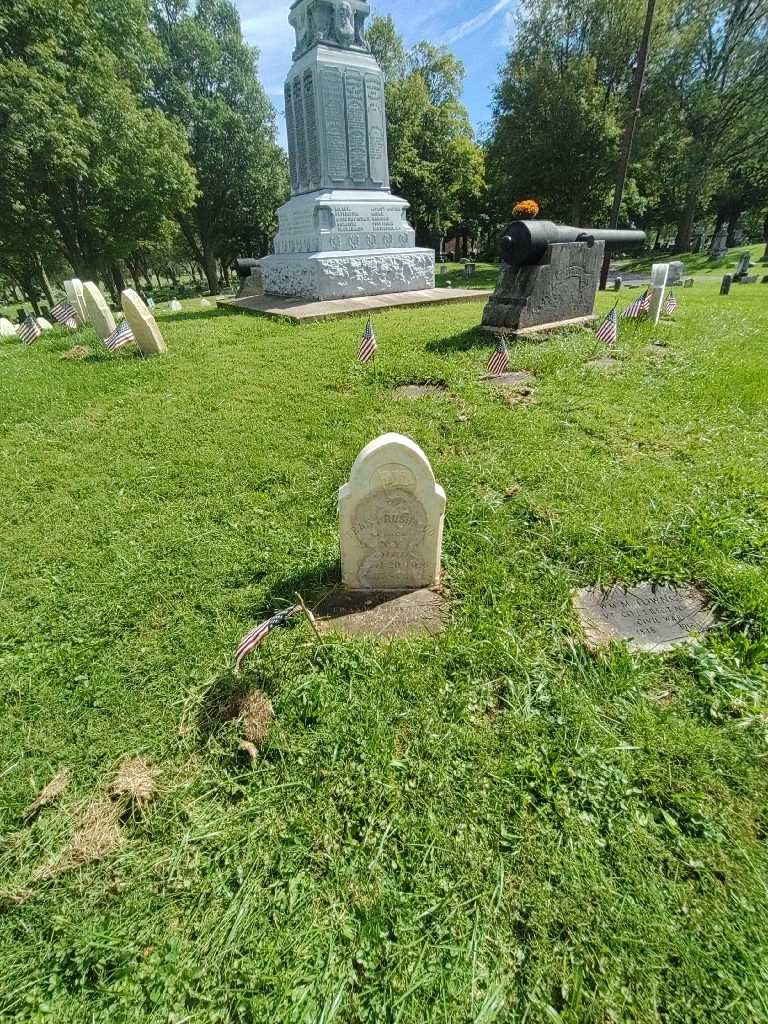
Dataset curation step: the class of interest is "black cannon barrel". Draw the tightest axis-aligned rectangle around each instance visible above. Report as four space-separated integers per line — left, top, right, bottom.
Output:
233 257 262 279
500 220 646 267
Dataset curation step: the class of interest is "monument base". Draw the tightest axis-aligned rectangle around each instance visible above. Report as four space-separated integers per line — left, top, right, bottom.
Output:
482 240 604 330
260 247 435 301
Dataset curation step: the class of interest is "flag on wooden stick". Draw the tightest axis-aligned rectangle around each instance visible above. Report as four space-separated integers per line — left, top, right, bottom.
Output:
50 301 79 329
486 337 509 376
16 315 42 344
595 304 619 346
622 290 650 319
357 318 377 363
664 292 678 316
104 319 135 352
234 605 303 672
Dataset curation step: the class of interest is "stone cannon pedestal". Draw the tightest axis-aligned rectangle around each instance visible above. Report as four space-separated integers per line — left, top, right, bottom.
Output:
482 240 605 332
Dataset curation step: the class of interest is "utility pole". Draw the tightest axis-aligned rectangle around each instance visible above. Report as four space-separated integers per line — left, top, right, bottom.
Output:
599 0 657 289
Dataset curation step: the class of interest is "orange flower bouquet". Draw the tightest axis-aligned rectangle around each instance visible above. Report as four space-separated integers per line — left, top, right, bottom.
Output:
512 199 540 219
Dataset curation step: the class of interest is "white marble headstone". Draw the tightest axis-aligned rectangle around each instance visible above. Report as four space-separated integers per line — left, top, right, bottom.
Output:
169 299 182 312
82 281 116 340
36 317 53 330
0 317 17 337
121 289 167 356
63 278 87 324
648 263 670 325
339 433 446 591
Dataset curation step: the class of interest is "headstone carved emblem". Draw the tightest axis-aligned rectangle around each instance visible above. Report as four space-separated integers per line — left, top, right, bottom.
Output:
339 434 446 591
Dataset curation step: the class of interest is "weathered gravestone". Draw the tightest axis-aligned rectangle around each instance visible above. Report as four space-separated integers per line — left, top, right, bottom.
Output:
648 262 670 325
338 433 446 591
710 224 728 259
63 279 87 324
121 289 167 356
82 282 116 340
720 274 732 295
667 260 684 285
734 252 752 281
573 583 715 653
258 0 434 300
169 299 182 312
613 276 623 291
36 318 53 330
0 317 17 337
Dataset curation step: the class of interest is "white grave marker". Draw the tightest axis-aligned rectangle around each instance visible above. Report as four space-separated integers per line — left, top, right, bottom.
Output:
0 317 17 337
36 317 53 330
121 289 167 356
63 279 87 324
339 433 446 591
82 281 116 340
169 299 182 312
648 263 670 325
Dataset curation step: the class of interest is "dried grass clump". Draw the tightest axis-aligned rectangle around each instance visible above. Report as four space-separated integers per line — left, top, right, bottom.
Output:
109 758 159 808
36 800 121 880
23 767 72 820
60 345 92 361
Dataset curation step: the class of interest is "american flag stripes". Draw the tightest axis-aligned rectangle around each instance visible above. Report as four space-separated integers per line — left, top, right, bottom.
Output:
622 290 650 319
51 301 79 328
664 292 678 315
234 604 303 671
16 315 42 344
104 318 135 352
486 337 510 376
357 318 377 363
595 304 619 346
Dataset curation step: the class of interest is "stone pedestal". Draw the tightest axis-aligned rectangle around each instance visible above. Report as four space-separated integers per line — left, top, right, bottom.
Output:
481 240 604 331
261 0 434 300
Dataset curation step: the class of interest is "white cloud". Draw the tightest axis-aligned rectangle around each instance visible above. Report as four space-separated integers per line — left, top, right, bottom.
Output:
441 0 516 46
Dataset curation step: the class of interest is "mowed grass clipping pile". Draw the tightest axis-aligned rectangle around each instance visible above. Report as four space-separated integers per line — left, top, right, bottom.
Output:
1 283 768 1023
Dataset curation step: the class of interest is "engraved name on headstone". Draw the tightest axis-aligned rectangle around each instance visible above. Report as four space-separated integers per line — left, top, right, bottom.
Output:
364 74 387 185
293 76 309 188
321 66 348 182
285 83 299 192
344 69 368 184
304 70 321 185
339 433 446 591
573 583 715 652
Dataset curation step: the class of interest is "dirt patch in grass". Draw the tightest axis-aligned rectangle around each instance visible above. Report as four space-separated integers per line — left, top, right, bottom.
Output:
36 800 121 880
391 381 451 400
60 345 93 361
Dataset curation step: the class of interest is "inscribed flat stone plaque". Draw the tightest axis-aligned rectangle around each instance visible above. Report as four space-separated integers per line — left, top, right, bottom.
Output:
364 74 387 185
121 289 167 356
82 281 116 340
344 70 367 184
293 76 308 188
285 83 300 192
573 583 715 652
321 67 348 182
339 433 446 591
304 70 321 185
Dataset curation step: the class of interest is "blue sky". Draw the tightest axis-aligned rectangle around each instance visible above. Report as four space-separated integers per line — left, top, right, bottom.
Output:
236 0 517 149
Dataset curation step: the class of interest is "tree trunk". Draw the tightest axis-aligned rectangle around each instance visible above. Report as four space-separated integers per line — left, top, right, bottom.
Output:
202 244 218 294
127 262 143 293
762 210 768 262
674 187 698 252
33 254 55 306
726 215 740 248
168 265 178 286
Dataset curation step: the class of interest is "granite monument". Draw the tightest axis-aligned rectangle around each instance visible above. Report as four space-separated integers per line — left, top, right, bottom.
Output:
259 0 434 301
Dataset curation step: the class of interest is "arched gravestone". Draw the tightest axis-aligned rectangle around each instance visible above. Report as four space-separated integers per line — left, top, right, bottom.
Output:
82 282 116 340
0 317 17 337
63 279 87 324
339 433 446 591
121 289 167 356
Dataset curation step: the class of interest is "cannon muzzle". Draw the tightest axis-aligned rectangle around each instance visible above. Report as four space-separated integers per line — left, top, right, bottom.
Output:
500 220 645 267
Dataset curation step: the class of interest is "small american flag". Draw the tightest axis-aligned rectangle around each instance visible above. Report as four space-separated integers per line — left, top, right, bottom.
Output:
595 304 619 346
16 315 42 344
486 337 509 376
234 604 303 671
104 318 135 352
622 290 649 319
50 301 79 328
357 318 377 363
664 292 678 315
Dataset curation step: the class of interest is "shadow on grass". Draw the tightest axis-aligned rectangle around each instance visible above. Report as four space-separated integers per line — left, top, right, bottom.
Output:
426 326 491 354
156 308 233 326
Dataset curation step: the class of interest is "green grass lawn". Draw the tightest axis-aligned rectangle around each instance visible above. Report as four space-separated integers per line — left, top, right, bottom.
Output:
1 282 768 1022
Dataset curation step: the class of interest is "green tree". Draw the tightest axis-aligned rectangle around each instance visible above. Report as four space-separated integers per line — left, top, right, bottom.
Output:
366 18 486 251
0 0 196 294
150 0 289 292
